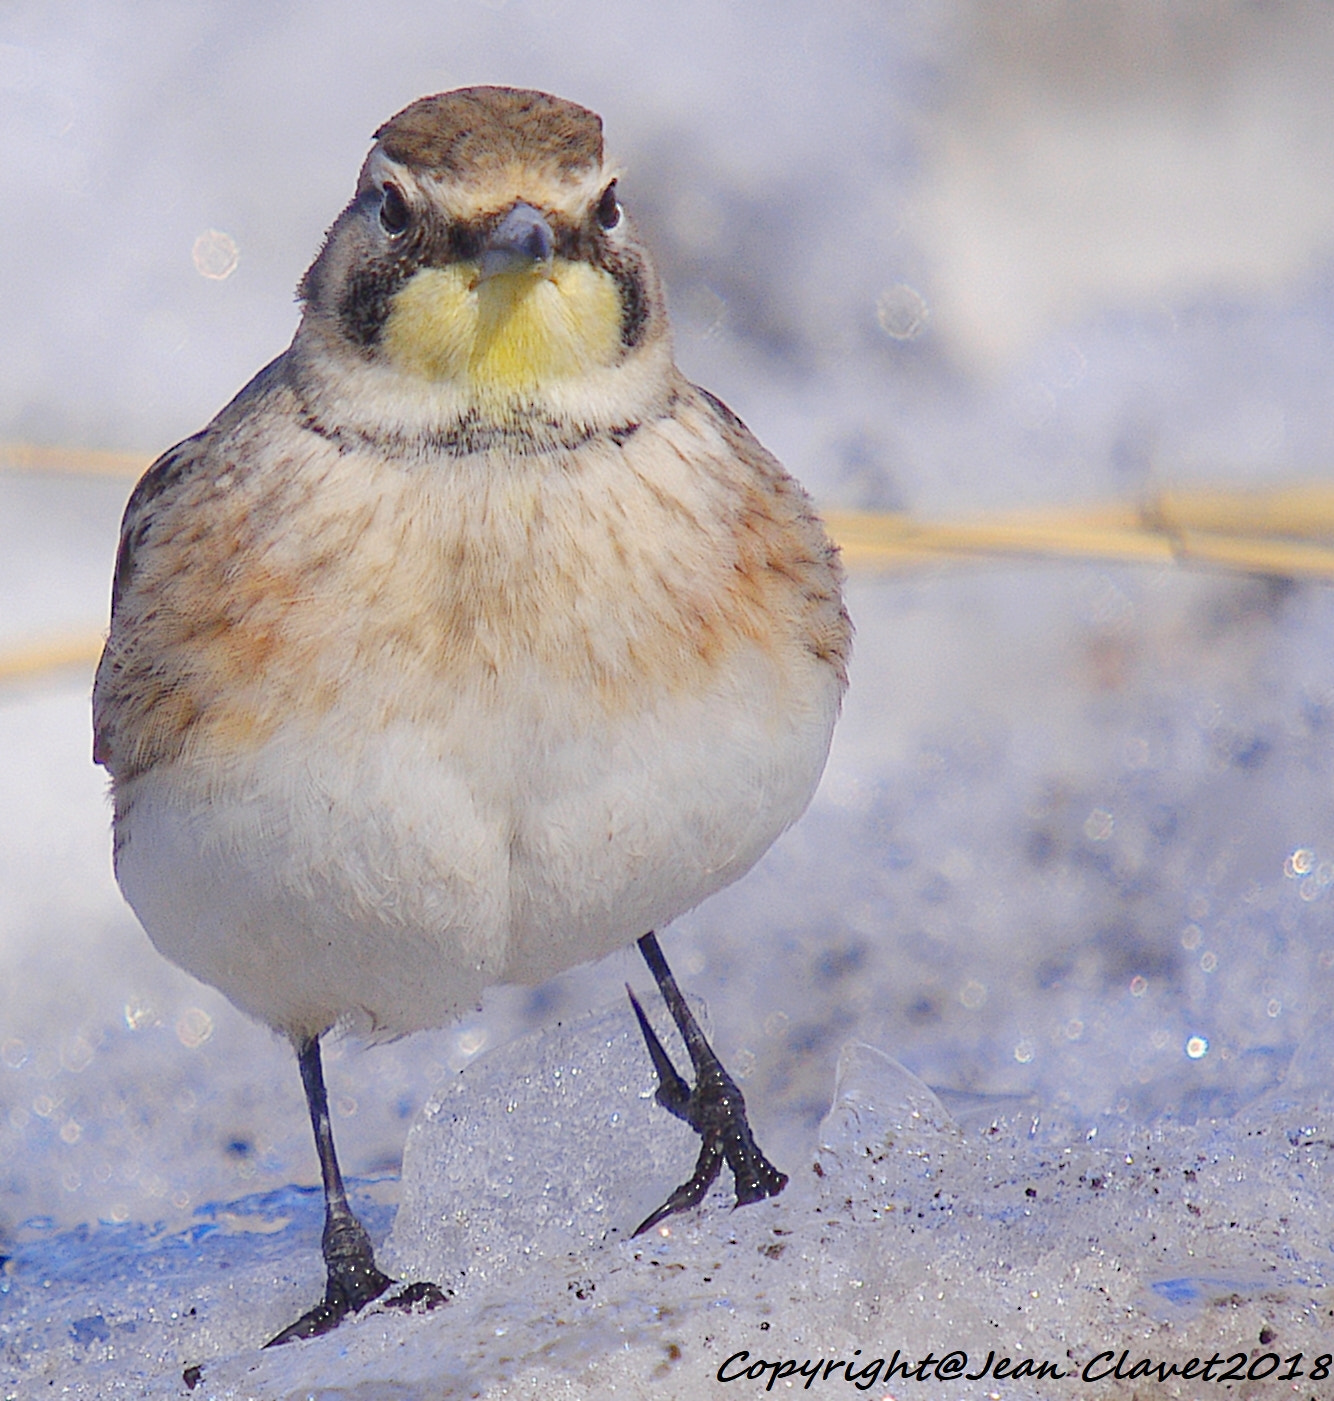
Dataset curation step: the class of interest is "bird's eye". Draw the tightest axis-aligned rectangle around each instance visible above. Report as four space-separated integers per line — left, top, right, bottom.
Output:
595 181 621 231
379 183 410 237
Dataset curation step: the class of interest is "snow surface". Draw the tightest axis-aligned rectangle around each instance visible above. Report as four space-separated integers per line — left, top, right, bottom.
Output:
7 2 1334 1398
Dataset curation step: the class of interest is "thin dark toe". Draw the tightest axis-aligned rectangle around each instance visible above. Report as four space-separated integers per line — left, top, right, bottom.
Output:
633 1140 725 1236
716 1098 788 1206
263 1254 392 1347
731 1148 788 1205
265 1297 352 1348
627 985 691 1120
382 1280 450 1313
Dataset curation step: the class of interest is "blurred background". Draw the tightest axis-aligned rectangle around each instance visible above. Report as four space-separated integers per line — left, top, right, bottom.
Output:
5 0 1334 1254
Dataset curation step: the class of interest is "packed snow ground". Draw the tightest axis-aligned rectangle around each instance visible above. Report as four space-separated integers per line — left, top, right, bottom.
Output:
6 2 1334 1398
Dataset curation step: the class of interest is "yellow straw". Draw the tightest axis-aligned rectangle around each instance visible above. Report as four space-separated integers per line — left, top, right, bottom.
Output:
0 440 148 479
0 633 105 684
823 486 1334 581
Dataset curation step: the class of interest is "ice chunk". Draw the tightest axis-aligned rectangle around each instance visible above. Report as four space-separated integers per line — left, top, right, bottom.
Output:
385 999 704 1287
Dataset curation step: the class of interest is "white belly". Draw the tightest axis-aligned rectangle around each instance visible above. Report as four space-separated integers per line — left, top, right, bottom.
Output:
113 644 839 1039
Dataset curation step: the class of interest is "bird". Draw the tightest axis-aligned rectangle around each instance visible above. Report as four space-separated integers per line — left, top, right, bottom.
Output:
92 85 851 1346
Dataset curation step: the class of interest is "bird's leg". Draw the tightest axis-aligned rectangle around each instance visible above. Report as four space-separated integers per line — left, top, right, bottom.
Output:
628 930 787 1237
264 1035 394 1347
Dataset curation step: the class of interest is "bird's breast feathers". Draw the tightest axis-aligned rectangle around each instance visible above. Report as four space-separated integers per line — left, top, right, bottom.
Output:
97 384 845 786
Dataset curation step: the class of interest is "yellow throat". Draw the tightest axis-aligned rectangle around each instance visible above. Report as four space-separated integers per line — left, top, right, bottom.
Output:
382 260 623 394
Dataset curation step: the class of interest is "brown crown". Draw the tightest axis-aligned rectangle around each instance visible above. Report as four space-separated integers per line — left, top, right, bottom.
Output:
374 86 604 177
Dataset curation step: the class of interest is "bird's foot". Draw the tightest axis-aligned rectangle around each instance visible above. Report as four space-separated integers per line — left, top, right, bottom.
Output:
264 1213 446 1346
628 984 788 1237
264 1268 389 1347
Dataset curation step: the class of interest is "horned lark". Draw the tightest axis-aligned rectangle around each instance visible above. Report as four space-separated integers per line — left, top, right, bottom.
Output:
93 86 850 1345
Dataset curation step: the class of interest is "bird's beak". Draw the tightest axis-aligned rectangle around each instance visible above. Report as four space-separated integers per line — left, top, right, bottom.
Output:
477 202 555 283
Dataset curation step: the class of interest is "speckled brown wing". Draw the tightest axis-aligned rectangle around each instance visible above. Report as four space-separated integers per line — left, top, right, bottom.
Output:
690 384 852 691
93 433 212 775
92 358 299 782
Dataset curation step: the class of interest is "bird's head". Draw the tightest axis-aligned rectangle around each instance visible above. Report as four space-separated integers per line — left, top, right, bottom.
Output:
295 86 673 433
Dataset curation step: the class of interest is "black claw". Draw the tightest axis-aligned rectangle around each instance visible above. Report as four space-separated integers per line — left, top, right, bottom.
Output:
633 1139 725 1236
265 1296 351 1348
628 932 788 1235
